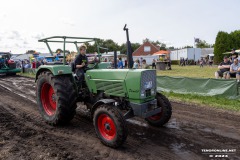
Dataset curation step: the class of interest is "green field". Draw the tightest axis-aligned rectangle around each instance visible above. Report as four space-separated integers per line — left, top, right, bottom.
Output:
157 65 218 78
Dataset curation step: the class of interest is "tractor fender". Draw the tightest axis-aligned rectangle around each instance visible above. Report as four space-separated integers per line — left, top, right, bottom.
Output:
91 99 116 115
35 65 72 82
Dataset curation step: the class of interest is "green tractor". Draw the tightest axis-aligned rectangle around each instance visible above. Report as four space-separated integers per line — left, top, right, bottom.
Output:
0 52 21 75
35 34 172 148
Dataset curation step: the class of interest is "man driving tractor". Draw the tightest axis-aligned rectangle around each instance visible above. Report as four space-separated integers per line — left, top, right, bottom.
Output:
75 44 88 82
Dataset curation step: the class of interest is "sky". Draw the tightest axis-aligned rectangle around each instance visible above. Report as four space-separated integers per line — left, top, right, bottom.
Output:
0 0 239 53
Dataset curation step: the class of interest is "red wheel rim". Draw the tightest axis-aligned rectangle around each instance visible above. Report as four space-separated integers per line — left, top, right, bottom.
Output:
41 82 56 116
97 114 116 140
149 109 163 121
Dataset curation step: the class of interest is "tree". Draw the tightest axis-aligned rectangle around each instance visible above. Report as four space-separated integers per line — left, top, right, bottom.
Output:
182 45 193 49
85 42 96 53
196 40 211 48
143 38 150 43
119 42 140 54
168 46 175 50
229 30 240 50
103 39 119 52
214 31 231 64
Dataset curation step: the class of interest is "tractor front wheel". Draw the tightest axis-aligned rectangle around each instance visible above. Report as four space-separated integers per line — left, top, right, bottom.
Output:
36 71 77 125
145 93 172 127
93 104 128 148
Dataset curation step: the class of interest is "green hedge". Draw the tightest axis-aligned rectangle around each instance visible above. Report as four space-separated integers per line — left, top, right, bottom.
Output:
171 60 179 65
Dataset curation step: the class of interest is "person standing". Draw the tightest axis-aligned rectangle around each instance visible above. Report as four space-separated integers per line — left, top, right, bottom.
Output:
118 57 123 69
230 49 238 63
152 59 156 69
133 59 140 69
125 59 128 68
141 59 150 69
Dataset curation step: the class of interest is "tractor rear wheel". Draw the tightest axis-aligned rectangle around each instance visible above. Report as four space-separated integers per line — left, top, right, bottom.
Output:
6 72 16 76
36 71 77 125
93 104 128 148
145 93 172 127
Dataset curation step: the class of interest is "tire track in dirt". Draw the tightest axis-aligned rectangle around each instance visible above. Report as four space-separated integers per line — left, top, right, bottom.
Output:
0 85 198 160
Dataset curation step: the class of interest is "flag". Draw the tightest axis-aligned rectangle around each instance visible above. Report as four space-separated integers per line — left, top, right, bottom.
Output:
194 38 200 43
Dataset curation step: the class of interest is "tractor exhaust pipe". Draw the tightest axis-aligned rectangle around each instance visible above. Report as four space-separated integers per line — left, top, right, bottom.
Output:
123 24 133 68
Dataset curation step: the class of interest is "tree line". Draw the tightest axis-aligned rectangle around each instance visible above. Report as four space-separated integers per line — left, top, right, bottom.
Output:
214 30 240 64
56 39 170 55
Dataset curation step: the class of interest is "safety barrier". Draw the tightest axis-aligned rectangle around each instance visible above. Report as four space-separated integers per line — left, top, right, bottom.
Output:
157 76 240 99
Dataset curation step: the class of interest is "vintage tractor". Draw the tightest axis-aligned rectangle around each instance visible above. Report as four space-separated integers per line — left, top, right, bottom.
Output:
0 52 21 75
36 32 172 148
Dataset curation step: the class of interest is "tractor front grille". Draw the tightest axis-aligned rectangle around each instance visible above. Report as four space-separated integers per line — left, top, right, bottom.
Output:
141 70 156 97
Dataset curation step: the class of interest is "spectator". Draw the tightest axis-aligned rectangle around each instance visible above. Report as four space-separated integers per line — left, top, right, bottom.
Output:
36 61 41 68
209 59 213 67
117 57 123 69
167 57 172 70
199 58 204 68
230 49 238 63
226 58 240 80
215 56 231 79
125 59 128 68
140 57 143 67
141 59 150 69
152 59 156 69
110 59 115 69
180 58 185 66
133 59 139 69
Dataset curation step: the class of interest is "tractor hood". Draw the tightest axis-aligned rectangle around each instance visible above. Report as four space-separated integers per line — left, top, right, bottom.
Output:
85 69 156 103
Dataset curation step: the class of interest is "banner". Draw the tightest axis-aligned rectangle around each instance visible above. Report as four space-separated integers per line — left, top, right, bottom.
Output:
157 76 240 99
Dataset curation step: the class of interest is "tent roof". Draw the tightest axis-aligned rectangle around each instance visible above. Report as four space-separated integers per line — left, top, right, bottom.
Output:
153 50 170 55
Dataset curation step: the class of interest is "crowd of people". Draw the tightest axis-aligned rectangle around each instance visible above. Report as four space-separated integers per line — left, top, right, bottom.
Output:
215 49 240 81
115 58 162 69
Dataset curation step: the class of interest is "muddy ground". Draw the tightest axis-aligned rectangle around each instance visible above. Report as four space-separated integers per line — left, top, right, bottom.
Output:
0 75 239 160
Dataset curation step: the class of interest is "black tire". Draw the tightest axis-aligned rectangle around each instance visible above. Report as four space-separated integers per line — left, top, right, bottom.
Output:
145 92 172 127
6 72 16 76
93 104 128 148
36 71 77 125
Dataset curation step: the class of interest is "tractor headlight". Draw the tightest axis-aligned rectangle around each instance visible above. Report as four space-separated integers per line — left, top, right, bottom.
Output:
151 89 155 95
141 90 145 98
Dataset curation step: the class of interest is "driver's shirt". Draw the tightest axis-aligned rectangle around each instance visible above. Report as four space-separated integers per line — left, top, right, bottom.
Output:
75 53 88 70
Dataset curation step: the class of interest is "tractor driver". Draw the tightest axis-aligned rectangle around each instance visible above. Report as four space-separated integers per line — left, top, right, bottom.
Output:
75 44 88 82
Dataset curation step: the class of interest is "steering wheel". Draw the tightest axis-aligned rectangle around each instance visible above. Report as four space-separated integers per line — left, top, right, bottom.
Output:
84 63 98 71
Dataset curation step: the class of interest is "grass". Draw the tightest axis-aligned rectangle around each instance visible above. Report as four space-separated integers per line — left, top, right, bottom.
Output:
157 64 218 78
17 72 35 78
163 91 240 112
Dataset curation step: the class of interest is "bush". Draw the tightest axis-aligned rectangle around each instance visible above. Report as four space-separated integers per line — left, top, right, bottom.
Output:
171 60 179 65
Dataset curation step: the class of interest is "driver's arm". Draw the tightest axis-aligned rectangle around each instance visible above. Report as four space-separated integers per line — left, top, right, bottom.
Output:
76 62 85 68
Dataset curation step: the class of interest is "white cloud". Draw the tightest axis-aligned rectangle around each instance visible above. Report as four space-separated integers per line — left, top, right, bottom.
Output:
7 31 22 40
31 33 45 40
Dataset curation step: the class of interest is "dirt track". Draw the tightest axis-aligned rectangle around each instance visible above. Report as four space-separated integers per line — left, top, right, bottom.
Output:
0 75 239 160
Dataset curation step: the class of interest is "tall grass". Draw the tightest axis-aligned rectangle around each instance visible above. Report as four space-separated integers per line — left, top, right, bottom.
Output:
157 65 218 78
163 92 240 112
